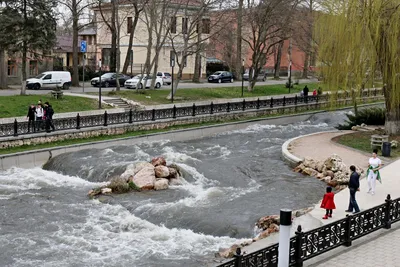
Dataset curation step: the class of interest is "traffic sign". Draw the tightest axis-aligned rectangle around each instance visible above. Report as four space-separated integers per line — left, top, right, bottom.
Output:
80 40 87 53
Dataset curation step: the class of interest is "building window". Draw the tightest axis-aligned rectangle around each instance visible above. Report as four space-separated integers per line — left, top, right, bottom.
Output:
88 36 92 45
29 60 38 76
182 18 188 34
7 60 17 76
170 17 177 34
127 17 132 34
202 18 210 34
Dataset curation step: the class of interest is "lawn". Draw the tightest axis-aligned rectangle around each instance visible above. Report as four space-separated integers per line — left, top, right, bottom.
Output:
332 131 400 158
0 95 104 118
102 83 320 105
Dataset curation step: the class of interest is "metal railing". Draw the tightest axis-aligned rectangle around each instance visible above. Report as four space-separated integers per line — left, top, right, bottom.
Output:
0 88 384 138
217 194 400 267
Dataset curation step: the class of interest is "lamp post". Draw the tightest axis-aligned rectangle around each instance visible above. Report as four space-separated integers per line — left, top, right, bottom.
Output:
98 59 102 110
241 59 244 97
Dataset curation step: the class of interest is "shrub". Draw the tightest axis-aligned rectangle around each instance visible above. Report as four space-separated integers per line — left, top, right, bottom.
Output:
337 107 386 130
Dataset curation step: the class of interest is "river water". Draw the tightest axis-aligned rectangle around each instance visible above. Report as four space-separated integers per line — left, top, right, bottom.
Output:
0 111 348 267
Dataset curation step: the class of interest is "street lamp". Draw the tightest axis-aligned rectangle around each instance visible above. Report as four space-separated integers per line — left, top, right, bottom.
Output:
241 59 245 97
98 59 102 109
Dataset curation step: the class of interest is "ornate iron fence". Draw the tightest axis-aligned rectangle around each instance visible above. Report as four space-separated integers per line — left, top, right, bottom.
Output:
0 88 383 138
216 194 397 267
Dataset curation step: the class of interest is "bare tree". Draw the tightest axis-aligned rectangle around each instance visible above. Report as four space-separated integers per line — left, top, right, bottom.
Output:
243 0 298 91
0 49 7 89
273 40 284 79
235 0 243 80
98 0 117 72
58 0 94 86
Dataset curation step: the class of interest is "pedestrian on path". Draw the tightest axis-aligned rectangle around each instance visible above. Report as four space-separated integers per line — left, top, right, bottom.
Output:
26 104 36 133
346 165 360 214
43 102 55 133
321 186 336 219
303 85 309 103
367 149 382 195
35 103 44 131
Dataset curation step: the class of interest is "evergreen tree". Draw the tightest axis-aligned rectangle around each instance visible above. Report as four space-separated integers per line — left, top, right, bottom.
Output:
0 0 57 95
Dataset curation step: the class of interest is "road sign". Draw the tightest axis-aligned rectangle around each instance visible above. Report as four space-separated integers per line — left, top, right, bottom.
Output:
80 40 87 53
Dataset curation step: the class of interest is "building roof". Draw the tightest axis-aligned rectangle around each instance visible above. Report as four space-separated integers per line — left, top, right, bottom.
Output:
79 25 96 36
53 35 82 53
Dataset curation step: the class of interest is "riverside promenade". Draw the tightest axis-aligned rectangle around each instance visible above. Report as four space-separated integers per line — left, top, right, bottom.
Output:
289 131 400 266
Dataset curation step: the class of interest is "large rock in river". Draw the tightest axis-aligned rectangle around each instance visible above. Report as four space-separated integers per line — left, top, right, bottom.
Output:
151 157 166 167
154 178 169 190
131 166 156 190
155 165 170 178
120 162 154 181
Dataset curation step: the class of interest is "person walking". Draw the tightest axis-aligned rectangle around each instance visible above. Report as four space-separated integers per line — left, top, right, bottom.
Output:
367 148 382 195
345 165 361 214
43 102 55 133
321 186 336 219
35 103 44 131
26 104 36 133
303 85 309 103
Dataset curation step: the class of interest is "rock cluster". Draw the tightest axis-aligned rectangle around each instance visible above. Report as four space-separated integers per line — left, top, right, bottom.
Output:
216 207 313 258
294 154 364 190
88 157 182 197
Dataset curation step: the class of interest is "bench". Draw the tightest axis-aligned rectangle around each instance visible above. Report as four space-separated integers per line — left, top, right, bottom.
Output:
51 90 64 99
371 134 389 149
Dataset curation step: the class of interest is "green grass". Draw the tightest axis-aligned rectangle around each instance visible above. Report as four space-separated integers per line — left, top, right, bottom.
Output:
0 99 384 156
101 83 320 105
333 131 400 158
0 95 106 118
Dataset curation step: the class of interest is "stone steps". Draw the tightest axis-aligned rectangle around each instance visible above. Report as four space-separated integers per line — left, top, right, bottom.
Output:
104 98 131 110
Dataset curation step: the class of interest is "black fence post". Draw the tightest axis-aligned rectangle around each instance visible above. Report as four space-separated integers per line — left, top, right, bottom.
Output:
295 95 297 105
344 214 352 247
76 113 80 129
384 194 392 229
294 225 304 267
152 109 156 121
210 102 214 114
257 98 260 109
173 105 176 119
13 119 18 137
270 98 273 108
103 111 108 126
283 96 286 106
234 247 242 267
129 109 133 123
242 99 246 111
192 103 196 116
227 102 230 113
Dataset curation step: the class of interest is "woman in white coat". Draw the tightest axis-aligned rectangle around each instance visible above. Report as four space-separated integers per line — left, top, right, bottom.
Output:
367 149 382 195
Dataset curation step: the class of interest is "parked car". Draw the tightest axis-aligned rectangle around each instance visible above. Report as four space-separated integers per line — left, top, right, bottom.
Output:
243 71 266 81
156 72 172 85
90 73 131 87
26 71 71 90
208 71 234 83
124 75 163 89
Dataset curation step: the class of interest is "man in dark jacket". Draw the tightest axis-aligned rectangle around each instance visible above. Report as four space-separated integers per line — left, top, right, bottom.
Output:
43 102 55 133
26 104 36 132
346 165 360 213
303 85 309 103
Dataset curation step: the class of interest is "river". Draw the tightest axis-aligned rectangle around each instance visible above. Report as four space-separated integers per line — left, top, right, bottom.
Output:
0 111 348 267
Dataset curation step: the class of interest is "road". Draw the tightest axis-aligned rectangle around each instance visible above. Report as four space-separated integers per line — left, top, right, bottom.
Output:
0 78 317 96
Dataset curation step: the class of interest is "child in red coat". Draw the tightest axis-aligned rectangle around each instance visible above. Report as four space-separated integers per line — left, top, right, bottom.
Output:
321 187 336 219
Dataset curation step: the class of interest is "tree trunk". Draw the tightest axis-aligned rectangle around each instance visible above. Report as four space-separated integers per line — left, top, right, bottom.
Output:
274 41 283 79
109 0 117 72
302 52 309 79
192 51 201 83
122 13 139 74
0 49 7 89
21 43 27 96
72 0 79 86
150 50 160 89
115 0 120 90
235 0 243 81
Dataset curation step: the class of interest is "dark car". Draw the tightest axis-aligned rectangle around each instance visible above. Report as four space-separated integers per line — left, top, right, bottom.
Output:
90 73 131 87
208 71 234 83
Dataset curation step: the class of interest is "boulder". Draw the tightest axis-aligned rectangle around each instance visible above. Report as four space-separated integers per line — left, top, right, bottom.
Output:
131 166 156 190
151 157 167 167
316 173 325 179
303 167 318 177
323 154 345 172
294 164 305 173
303 157 317 169
120 162 153 181
256 215 280 230
101 188 112 194
392 140 398 148
168 163 182 177
316 161 324 173
168 167 178 178
217 244 240 258
155 165 170 178
322 176 332 183
133 162 154 175
154 178 169 190
325 170 335 178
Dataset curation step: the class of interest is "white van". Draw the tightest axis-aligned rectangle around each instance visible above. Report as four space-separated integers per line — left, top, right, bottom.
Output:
26 71 72 90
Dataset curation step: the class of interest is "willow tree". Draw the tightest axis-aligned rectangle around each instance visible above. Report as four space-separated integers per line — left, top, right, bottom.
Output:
315 0 400 134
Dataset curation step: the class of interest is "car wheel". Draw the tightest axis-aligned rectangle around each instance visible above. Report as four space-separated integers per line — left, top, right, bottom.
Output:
138 83 143 89
167 82 171 85
155 82 161 89
218 79 222 83
104 82 110 88
33 83 40 90
62 83 70 90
